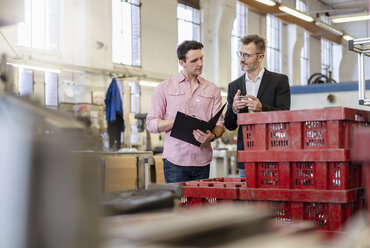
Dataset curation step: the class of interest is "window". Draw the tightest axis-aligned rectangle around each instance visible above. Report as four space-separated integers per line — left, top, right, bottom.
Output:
266 15 282 73
296 0 307 13
231 1 248 80
45 72 58 106
320 16 332 77
18 0 58 51
300 32 310 85
321 38 332 77
112 0 141 66
19 68 34 96
177 3 200 71
296 0 310 85
177 3 201 44
129 82 140 113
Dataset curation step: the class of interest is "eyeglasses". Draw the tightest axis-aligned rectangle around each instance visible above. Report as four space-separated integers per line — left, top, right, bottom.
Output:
236 52 261 60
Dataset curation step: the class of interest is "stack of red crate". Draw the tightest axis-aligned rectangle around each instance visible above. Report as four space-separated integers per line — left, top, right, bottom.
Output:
352 127 370 223
179 177 245 207
237 107 369 230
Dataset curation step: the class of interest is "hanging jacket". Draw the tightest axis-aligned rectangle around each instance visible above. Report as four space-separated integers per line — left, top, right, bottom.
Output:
105 78 123 122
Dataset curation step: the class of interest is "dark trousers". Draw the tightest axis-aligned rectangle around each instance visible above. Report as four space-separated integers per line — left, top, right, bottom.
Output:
107 117 124 151
163 159 210 183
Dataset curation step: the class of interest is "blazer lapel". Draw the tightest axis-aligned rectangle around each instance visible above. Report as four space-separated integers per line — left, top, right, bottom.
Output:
257 68 271 99
238 74 247 95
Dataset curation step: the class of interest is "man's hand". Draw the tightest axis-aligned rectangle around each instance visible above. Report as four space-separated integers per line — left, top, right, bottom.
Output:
193 129 214 144
245 94 262 112
157 118 175 132
232 89 249 113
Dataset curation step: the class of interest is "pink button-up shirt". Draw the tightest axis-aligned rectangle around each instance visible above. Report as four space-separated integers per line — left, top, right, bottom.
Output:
146 72 224 166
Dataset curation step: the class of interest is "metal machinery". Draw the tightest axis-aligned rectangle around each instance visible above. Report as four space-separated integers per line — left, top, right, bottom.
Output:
134 113 151 151
0 56 100 248
349 38 370 106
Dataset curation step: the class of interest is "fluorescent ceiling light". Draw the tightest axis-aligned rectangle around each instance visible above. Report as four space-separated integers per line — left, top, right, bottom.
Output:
315 20 343 36
7 63 61 73
139 81 159 87
279 5 314 22
255 0 276 6
343 35 354 41
332 14 370 23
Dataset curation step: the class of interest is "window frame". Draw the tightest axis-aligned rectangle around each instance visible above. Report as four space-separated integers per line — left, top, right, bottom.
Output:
177 2 201 44
45 71 59 107
231 1 248 81
112 0 142 67
266 14 282 73
296 0 310 85
18 0 59 51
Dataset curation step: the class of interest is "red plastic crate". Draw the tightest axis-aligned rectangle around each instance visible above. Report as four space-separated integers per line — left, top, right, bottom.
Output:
180 197 236 207
239 149 360 190
352 128 370 162
237 107 369 151
178 177 364 230
238 187 364 230
179 180 240 208
352 128 370 223
184 195 362 231
198 177 246 183
240 200 360 231
197 177 246 187
179 181 239 199
238 188 362 203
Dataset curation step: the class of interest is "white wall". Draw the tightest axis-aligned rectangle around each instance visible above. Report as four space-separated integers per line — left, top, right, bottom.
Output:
309 36 322 77
140 0 178 80
292 26 304 85
247 9 266 70
63 0 86 66
332 43 343 82
291 90 370 111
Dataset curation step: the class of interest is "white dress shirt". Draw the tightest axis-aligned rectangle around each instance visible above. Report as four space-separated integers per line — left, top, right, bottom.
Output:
233 68 265 114
245 67 265 97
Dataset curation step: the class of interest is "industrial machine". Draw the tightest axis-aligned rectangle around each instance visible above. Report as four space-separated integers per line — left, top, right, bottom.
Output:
349 37 370 106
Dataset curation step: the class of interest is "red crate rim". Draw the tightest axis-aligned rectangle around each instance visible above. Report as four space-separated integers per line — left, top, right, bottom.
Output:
238 149 351 162
352 128 370 161
237 107 370 125
238 188 363 203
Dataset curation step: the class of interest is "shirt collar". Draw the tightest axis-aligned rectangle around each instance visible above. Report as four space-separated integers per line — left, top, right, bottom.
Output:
245 67 265 82
177 72 186 83
177 71 202 84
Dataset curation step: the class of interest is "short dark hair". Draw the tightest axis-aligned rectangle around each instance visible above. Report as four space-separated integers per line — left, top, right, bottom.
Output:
240 34 266 54
177 40 204 61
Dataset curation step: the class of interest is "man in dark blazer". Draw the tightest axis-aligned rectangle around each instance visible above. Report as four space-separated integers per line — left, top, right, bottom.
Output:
224 34 291 177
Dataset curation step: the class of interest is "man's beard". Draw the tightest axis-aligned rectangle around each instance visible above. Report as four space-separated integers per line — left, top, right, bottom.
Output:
241 62 258 72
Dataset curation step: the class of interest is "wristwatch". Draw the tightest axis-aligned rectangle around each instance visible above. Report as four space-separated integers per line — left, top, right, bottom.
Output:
210 131 217 142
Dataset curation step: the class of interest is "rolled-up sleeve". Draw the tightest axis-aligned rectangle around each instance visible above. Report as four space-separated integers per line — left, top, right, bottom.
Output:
146 84 166 134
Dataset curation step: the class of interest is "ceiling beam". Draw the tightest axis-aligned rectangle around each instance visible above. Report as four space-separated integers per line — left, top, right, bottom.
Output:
240 0 342 44
178 0 200 9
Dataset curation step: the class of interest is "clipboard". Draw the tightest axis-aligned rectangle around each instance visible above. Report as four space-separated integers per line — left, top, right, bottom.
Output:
170 103 226 147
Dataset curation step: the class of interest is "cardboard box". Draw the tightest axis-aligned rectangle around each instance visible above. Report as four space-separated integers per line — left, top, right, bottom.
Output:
104 156 137 192
154 156 165 184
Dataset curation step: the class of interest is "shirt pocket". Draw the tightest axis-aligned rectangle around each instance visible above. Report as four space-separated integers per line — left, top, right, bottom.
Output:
167 89 186 116
195 91 213 113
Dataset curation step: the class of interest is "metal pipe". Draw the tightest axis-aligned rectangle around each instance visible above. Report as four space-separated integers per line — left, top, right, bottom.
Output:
353 37 370 44
144 158 150 189
358 53 365 104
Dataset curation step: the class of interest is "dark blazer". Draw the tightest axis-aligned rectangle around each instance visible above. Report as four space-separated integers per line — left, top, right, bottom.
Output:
224 68 291 168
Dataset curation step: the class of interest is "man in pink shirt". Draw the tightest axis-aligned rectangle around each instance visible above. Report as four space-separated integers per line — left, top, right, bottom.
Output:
146 40 224 183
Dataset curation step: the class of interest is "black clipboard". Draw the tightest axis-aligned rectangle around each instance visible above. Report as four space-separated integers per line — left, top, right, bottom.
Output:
170 103 226 147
